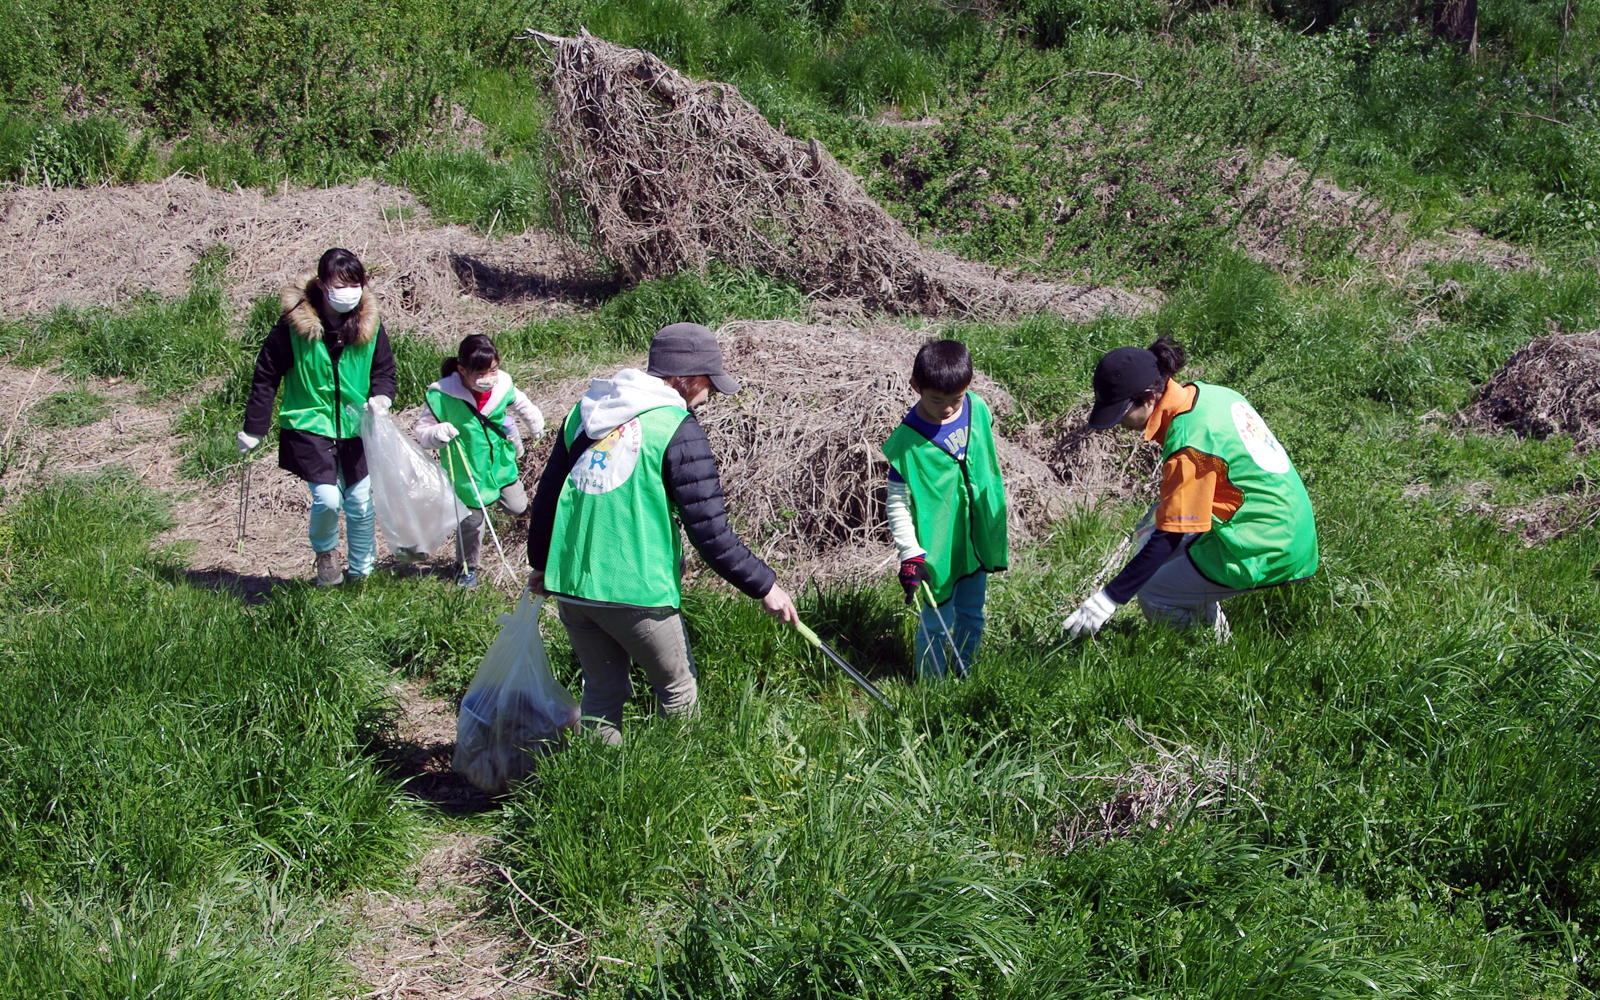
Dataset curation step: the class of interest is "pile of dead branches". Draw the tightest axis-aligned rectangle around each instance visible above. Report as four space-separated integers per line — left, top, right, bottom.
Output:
526 30 1149 321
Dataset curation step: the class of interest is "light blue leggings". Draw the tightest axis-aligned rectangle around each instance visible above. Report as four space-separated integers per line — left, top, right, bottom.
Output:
308 477 375 576
915 571 987 679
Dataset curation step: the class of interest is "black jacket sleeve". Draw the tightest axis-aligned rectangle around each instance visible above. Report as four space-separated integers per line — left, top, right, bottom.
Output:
664 414 776 600
526 427 585 572
1104 529 1185 605
242 318 293 437
368 326 398 401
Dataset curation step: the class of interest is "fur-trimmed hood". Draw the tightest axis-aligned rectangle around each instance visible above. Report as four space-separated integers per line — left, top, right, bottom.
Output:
280 274 380 346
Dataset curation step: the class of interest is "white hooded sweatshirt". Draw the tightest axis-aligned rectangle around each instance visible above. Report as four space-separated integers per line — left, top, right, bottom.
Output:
577 369 686 439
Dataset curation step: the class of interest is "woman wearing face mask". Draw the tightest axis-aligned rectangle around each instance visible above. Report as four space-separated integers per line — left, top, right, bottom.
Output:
239 247 398 586
411 334 546 587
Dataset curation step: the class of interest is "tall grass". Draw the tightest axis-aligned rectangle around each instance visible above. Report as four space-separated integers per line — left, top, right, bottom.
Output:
0 466 517 996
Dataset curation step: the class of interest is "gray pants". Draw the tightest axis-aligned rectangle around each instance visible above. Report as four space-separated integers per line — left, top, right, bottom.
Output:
556 600 697 745
457 481 528 570
1136 534 1257 629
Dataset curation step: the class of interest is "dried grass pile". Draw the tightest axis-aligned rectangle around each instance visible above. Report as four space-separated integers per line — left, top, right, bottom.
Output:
676 321 1138 578
1224 153 1530 277
1473 331 1600 450
0 176 599 342
528 31 1151 321
1051 721 1263 854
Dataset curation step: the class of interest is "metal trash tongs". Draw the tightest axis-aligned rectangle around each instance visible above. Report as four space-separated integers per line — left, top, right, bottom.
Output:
793 619 897 715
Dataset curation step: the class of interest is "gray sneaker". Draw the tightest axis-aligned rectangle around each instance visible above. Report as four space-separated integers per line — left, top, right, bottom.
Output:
1213 607 1232 643
315 549 344 587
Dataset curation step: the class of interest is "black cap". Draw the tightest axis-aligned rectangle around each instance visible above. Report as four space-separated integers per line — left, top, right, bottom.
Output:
1088 347 1162 429
647 323 741 395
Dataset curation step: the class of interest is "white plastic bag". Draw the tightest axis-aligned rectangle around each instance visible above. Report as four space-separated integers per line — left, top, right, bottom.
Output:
453 592 581 794
360 409 466 561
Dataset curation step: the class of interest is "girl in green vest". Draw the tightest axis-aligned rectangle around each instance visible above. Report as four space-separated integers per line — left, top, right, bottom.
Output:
412 335 546 588
239 248 398 587
1063 337 1318 639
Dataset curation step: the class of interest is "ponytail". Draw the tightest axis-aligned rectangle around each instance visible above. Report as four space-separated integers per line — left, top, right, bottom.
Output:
1148 335 1186 381
441 357 459 378
443 335 499 381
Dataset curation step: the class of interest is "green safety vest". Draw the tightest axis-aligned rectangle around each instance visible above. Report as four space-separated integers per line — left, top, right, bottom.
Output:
428 386 520 508
882 392 1009 604
279 333 375 440
546 403 691 610
1163 382 1318 590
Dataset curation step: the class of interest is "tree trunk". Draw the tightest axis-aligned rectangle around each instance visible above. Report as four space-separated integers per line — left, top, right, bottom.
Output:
1433 0 1479 56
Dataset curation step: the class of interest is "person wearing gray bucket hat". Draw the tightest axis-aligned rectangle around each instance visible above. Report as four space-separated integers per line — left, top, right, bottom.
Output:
524 323 798 743
1063 335 1319 641
647 322 742 395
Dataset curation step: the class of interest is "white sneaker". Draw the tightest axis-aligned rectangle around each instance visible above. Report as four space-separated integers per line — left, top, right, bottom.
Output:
315 549 344 587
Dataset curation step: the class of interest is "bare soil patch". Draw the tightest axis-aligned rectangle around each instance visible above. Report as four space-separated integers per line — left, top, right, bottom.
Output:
0 177 608 342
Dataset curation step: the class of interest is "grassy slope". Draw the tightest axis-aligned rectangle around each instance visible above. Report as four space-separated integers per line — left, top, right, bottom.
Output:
2 0 1600 996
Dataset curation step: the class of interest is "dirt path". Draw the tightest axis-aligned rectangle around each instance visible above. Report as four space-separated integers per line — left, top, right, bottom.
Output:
343 678 567 999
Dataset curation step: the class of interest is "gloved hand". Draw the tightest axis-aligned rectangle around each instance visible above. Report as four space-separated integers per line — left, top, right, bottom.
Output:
898 555 929 605
1063 590 1118 638
434 423 460 444
365 395 392 417
236 431 261 455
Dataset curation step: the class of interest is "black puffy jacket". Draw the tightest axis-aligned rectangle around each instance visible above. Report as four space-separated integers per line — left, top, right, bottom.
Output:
526 410 776 601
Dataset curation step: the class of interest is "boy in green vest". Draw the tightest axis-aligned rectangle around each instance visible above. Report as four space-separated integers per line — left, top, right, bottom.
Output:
1062 337 1318 639
412 335 546 587
883 340 1009 679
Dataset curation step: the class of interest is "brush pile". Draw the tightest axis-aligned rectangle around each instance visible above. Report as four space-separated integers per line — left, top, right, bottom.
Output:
1474 331 1600 450
527 31 1150 321
677 321 1149 578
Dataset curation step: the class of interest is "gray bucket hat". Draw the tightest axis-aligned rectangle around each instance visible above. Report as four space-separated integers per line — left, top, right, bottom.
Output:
646 323 741 395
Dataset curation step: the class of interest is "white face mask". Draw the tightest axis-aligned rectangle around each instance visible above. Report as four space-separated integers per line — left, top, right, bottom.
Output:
326 285 363 313
471 374 497 392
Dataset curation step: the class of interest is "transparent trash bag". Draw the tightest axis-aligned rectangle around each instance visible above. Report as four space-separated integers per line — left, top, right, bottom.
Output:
453 592 581 795
1130 501 1158 557
360 409 466 561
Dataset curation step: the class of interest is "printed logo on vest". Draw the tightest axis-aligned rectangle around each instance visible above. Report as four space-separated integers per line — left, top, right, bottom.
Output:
569 419 643 494
1230 401 1291 474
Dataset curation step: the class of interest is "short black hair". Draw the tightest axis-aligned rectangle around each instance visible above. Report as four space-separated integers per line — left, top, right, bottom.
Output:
911 339 973 395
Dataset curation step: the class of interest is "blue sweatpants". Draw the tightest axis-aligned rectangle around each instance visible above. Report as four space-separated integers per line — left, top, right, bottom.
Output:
307 476 375 577
915 571 987 679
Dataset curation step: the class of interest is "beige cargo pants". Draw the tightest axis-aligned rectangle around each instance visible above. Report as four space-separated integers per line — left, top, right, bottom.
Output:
556 600 697 744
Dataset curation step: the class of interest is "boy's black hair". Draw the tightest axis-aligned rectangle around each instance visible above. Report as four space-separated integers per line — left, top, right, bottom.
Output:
911 339 973 395
442 334 501 378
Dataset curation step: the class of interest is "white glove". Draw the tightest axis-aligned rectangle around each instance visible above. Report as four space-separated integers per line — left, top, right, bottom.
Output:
236 431 261 454
365 395 392 416
434 423 460 444
1063 590 1118 638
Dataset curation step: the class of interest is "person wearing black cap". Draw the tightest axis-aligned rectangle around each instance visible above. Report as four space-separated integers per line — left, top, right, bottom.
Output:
1062 336 1318 638
525 323 799 743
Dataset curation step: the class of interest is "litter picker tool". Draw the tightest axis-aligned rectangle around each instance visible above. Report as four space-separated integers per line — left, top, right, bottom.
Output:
793 619 896 714
449 440 520 588
235 455 255 557
916 580 969 680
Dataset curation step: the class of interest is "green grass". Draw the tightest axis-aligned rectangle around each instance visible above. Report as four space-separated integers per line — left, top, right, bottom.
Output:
0 467 516 997
30 386 109 428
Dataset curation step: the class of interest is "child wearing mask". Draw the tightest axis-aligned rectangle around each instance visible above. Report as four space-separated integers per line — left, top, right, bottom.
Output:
412 334 545 587
883 339 1009 678
239 247 398 586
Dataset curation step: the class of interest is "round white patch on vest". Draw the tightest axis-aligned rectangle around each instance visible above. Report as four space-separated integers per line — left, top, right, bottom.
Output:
1230 401 1291 474
568 419 644 494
